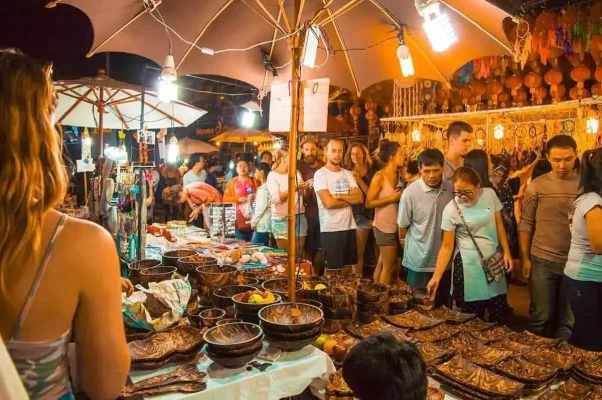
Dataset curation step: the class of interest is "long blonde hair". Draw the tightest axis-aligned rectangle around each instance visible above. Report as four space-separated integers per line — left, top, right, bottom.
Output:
0 51 68 298
344 142 373 172
271 147 289 170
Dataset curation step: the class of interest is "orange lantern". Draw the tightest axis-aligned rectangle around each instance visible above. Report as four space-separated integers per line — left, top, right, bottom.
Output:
534 86 548 104
486 79 503 108
349 97 362 133
544 68 563 98
554 84 566 103
365 98 379 131
570 86 590 100
596 67 602 83
471 79 487 102
592 82 602 97
515 88 528 107
505 74 523 96
571 65 591 99
524 72 542 103
498 91 510 108
458 84 472 104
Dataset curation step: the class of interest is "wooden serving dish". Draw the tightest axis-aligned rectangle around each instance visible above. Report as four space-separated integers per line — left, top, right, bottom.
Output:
437 331 483 354
162 249 198 268
458 318 497 332
203 322 263 352
317 287 355 309
345 319 409 341
383 310 442 331
555 341 602 363
506 331 561 348
420 306 476 325
417 342 453 366
468 326 512 343
177 254 216 275
495 357 558 385
258 302 323 333
206 345 261 369
408 323 462 342
456 342 514 368
128 325 204 364
261 278 303 300
326 370 353 397
263 322 324 342
196 264 238 288
232 292 282 315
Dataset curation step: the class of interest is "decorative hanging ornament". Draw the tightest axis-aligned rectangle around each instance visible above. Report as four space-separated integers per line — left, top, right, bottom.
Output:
570 65 591 99
486 79 503 109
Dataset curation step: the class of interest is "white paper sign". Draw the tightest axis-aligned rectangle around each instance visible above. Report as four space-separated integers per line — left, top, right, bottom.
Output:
269 78 329 133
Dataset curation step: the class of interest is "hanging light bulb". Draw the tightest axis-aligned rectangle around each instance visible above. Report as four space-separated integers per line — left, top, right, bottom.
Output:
83 136 92 146
167 135 179 164
587 117 599 134
302 24 321 68
412 124 421 142
253 141 258 145
216 141 221 146
104 145 128 163
415 0 457 52
493 124 505 139
397 31 415 78
241 110 257 128
158 54 178 103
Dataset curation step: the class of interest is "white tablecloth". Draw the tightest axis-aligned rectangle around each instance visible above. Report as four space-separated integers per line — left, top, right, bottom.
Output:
129 343 336 400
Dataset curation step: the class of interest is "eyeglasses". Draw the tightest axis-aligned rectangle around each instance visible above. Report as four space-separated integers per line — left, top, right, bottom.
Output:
453 189 475 198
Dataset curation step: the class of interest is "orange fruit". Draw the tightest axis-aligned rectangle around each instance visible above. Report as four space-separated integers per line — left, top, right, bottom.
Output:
323 340 337 356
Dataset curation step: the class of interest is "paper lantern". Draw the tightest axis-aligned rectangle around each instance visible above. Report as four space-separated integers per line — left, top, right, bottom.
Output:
505 74 523 96
544 68 563 97
471 79 487 102
534 86 548 104
515 88 528 107
498 91 510 108
570 86 590 100
592 82 602 97
571 65 591 99
524 72 542 103
487 79 503 108
595 67 602 83
349 97 362 133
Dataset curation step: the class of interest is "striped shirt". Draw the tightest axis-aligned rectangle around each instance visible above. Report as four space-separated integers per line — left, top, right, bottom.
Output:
397 178 454 272
518 172 580 264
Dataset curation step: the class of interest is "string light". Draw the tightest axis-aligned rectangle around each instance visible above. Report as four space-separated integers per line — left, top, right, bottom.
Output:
412 127 421 142
416 0 458 52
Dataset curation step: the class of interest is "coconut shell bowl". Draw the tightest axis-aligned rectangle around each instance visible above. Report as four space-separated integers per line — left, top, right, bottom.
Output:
357 283 389 304
128 259 161 286
232 292 282 315
196 264 239 288
140 266 177 285
162 249 198 268
259 303 323 351
203 322 264 368
177 254 217 275
212 285 257 317
261 279 303 300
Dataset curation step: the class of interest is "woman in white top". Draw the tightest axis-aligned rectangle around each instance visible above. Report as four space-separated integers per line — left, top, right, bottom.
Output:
251 162 273 246
267 148 309 253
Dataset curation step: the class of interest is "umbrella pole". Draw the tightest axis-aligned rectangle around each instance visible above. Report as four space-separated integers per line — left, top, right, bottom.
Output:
287 0 302 303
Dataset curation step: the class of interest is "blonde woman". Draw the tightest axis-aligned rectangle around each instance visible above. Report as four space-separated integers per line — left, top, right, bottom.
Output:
266 148 309 254
344 143 376 275
0 51 129 399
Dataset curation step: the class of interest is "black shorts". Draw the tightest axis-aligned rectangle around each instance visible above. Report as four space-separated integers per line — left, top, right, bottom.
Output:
305 216 322 254
321 230 358 270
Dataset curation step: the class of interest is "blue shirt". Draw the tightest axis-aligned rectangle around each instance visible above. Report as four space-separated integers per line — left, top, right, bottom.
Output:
441 188 507 302
565 193 602 282
183 169 207 186
397 178 454 273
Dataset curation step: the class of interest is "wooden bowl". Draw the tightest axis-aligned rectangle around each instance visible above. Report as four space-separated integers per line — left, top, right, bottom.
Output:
323 318 352 334
241 268 270 279
212 285 256 317
206 345 262 369
263 321 324 341
299 277 329 300
317 287 355 309
207 337 263 357
238 276 260 287
323 305 354 320
177 255 217 275
199 308 226 328
128 259 161 286
232 292 282 315
357 301 388 315
297 299 323 309
140 266 177 285
216 318 242 326
258 302 323 333
235 312 260 324
261 279 303 300
268 335 320 352
196 264 239 288
162 249 198 268
203 322 263 352
357 283 389 304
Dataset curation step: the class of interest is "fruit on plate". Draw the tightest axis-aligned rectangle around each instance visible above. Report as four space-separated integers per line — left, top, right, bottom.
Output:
303 282 312 290
323 340 337 356
314 284 326 290
313 334 329 350
332 344 349 363
240 289 276 304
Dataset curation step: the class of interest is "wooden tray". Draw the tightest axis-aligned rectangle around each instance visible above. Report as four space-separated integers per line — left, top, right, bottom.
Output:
468 326 512 343
506 331 561 348
408 324 462 342
383 310 442 331
457 342 513 368
574 358 602 381
420 306 476 325
129 325 204 364
494 357 558 384
488 338 536 357
345 319 409 341
436 332 483 354
555 341 602 363
417 342 453 366
326 370 353 397
523 347 577 374
458 319 497 332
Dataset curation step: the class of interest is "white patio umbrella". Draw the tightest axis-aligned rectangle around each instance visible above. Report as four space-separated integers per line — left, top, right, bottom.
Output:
178 137 219 155
54 71 207 150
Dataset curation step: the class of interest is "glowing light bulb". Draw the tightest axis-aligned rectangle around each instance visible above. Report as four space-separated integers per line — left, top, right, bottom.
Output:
397 44 415 78
83 136 92 146
158 80 178 103
477 138 484 146
274 142 282 149
241 111 256 128
416 0 457 52
167 135 179 163
229 161 235 170
412 129 421 142
493 124 504 139
587 117 599 134
253 141 258 145
216 141 221 146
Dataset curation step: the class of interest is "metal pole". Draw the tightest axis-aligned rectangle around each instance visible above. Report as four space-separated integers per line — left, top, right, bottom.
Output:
99 88 105 154
287 0 303 303
137 65 148 260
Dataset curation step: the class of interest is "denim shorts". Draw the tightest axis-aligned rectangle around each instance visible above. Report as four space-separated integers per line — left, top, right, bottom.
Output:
271 214 308 239
354 214 372 230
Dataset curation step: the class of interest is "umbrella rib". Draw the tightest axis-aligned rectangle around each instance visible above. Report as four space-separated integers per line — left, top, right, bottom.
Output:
57 87 94 124
87 7 149 57
134 95 185 126
261 8 284 91
321 0 360 95
294 0 306 30
438 0 513 55
315 0 360 26
367 0 451 88
104 88 130 129
241 0 287 35
277 0 292 32
176 0 236 70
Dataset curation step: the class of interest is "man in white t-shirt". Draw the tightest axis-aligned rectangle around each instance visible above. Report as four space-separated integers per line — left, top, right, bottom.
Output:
314 140 364 276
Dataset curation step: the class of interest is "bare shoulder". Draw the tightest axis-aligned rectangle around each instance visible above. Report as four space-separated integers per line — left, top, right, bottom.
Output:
60 215 119 270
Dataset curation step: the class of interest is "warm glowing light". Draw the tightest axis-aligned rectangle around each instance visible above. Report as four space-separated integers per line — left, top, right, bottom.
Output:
83 136 92 146
274 142 282 149
158 80 178 103
216 141 221 146
104 145 128 163
229 161 235 169
416 0 457 52
493 124 505 139
477 138 484 146
587 117 599 134
302 24 321 68
253 141 258 145
412 129 421 142
397 44 415 78
241 110 256 128
167 135 179 163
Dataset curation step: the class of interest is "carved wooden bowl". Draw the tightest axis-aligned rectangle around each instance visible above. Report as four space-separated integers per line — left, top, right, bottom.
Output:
269 335 320 352
261 279 303 300
216 318 242 326
317 287 355 309
162 249 198 268
235 312 260 324
357 301 388 315
212 285 256 317
177 255 216 275
128 259 161 286
258 302 323 333
241 268 268 279
323 318 352 334
140 266 177 285
297 299 323 309
206 345 262 369
208 337 263 357
199 308 226 328
357 283 389 304
238 276 260 287
196 264 239 288
299 277 330 300
232 292 282 315
263 321 324 341
203 322 263 352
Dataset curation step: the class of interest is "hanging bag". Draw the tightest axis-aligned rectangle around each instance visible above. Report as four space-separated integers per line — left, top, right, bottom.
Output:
452 199 505 284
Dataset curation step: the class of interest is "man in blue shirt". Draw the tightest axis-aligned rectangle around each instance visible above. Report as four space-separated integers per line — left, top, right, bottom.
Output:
398 149 453 306
182 153 207 186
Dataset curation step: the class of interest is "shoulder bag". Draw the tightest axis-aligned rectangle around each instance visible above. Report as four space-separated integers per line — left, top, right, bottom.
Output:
452 199 505 284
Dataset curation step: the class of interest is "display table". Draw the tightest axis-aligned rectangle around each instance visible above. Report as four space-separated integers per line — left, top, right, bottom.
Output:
129 344 336 400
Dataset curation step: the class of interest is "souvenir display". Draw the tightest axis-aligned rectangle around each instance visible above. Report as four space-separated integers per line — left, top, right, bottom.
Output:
384 310 442 330
128 325 204 366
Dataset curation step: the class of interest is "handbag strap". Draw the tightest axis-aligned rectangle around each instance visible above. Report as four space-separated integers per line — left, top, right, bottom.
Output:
452 199 486 260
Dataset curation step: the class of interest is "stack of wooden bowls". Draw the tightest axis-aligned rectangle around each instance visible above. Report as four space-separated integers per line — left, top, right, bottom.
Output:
162 249 197 269
261 278 303 301
232 292 282 324
259 303 324 352
196 264 239 305
357 284 389 323
212 285 257 317
318 287 355 333
203 322 264 369
128 259 161 286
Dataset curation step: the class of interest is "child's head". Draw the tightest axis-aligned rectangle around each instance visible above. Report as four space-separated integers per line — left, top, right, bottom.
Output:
255 162 272 183
343 333 427 400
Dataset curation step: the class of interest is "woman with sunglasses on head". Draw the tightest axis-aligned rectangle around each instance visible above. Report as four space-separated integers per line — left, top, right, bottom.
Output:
223 158 260 241
427 167 513 323
0 51 130 399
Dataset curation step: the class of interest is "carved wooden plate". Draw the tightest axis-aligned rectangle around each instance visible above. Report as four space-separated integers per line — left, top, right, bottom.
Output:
330 330 360 350
121 382 206 398
488 338 537 356
523 347 577 373
383 310 442 331
436 332 483 354
407 324 462 342
457 342 513 368
129 326 204 363
575 358 602 380
434 356 524 397
122 364 206 395
326 370 353 397
427 386 445 400
417 342 453 366
345 319 409 341
495 357 557 384
458 319 497 332
468 326 512 343
506 331 561 348
538 378 593 399
421 306 476 325
555 341 602 363
130 351 201 370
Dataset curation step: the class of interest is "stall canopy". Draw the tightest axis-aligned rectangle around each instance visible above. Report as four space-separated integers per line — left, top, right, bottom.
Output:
60 0 513 93
211 128 275 151
178 137 219 155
